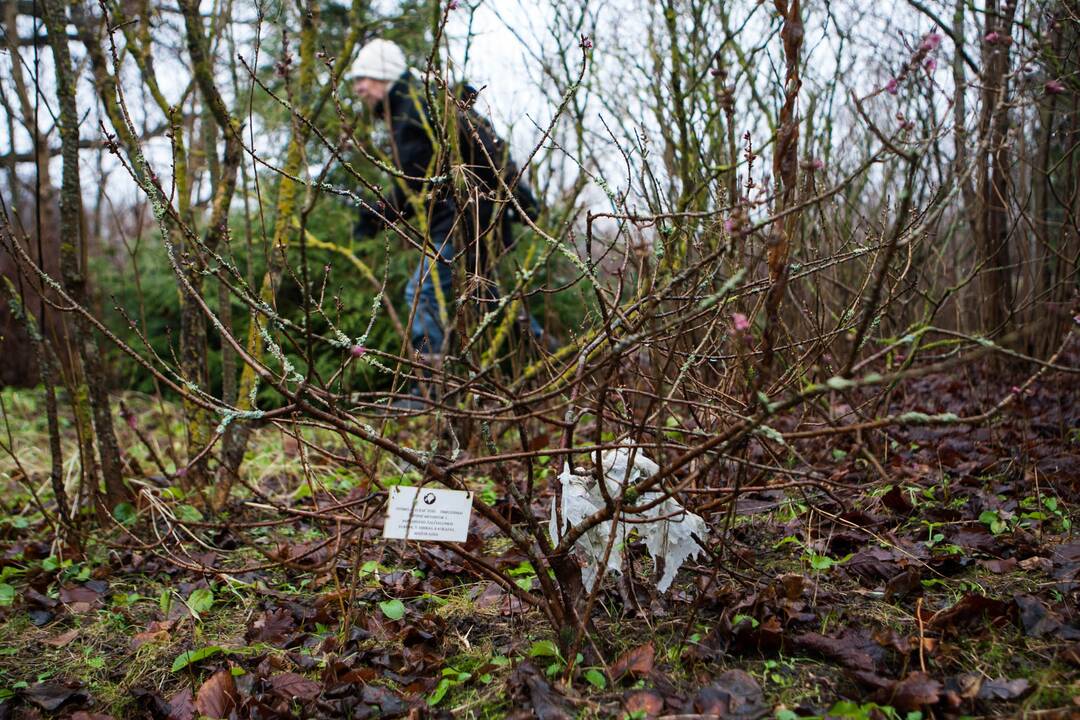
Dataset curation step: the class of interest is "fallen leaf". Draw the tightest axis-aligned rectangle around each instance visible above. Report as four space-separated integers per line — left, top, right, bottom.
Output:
884 567 922 601
130 688 173 719
873 671 942 711
977 678 1031 700
881 485 914 514
166 688 195 720
1014 594 1059 637
1057 643 1080 666
1018 556 1052 573
610 642 654 680
269 672 320 702
247 607 295 646
59 585 101 612
844 547 904 585
273 540 330 567
360 685 408 716
194 669 238 720
23 681 89 712
623 689 664 717
950 527 999 553
509 661 572 720
1051 542 1080 586
42 628 79 647
981 557 1018 574
926 593 1013 633
791 629 886 671
685 670 765 718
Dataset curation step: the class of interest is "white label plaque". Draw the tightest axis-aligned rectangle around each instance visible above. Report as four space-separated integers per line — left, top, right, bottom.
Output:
382 486 473 542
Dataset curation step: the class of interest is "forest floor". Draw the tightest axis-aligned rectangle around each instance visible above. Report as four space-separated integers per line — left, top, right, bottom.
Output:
0 352 1078 720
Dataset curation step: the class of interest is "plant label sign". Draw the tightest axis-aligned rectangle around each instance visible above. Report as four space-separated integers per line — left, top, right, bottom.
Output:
382 486 473 542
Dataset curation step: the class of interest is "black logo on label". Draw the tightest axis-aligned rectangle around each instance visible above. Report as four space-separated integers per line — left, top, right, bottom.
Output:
422 492 437 505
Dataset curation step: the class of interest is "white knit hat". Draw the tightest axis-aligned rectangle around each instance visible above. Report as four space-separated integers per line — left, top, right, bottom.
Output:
348 39 407 81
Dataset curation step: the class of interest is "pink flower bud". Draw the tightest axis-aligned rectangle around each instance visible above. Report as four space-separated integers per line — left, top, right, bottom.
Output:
723 219 736 234
984 31 1002 44
447 0 459 9
732 313 750 332
919 32 942 52
350 344 367 358
579 34 593 50
885 78 899 95
1045 80 1066 96
924 58 937 72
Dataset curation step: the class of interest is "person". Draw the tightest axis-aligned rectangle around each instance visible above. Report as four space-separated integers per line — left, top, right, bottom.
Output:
349 38 543 362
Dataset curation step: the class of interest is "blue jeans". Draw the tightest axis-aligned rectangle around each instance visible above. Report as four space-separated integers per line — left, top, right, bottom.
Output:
403 238 455 354
403 240 547 354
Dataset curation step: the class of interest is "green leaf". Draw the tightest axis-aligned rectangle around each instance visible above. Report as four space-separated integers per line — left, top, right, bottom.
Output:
112 502 137 526
0 583 14 607
175 504 204 523
427 678 452 706
528 640 560 658
514 577 534 591
508 561 536 577
186 588 214 615
731 613 759 629
171 646 223 672
583 668 606 689
159 589 172 616
379 599 405 621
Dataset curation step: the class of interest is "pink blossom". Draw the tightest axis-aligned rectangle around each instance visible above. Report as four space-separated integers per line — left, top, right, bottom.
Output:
732 313 750 332
350 344 367 358
579 34 593 50
447 0 460 8
924 58 937 73
808 157 824 171
919 32 942 52
984 31 1002 44
723 218 736 234
1045 79 1067 96
885 78 899 95
1010 385 1022 395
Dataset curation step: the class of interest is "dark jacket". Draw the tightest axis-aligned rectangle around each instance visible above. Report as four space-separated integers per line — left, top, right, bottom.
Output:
355 75 539 262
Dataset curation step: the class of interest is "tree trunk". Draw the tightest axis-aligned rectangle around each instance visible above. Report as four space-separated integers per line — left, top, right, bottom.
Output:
42 0 130 513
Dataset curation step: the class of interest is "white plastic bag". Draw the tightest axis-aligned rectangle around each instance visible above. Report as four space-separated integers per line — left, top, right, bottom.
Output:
548 448 706 593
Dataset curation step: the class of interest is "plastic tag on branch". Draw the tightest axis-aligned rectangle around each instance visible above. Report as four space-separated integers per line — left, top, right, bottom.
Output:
548 448 706 593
